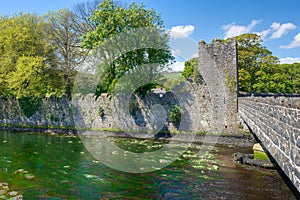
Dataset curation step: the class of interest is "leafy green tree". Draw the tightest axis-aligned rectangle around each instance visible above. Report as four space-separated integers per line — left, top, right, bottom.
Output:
182 60 195 79
253 62 300 93
0 13 64 98
235 33 279 92
182 57 202 83
282 63 300 93
7 56 63 98
82 0 174 94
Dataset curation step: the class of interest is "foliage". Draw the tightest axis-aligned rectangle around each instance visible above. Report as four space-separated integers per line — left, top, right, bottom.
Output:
182 57 203 83
182 60 195 78
134 83 160 97
231 33 300 94
129 101 138 117
0 13 64 98
82 0 174 95
253 62 300 93
18 96 42 118
160 72 184 91
168 105 182 124
7 56 64 98
1 5 298 99
98 106 105 118
45 9 89 96
235 34 279 92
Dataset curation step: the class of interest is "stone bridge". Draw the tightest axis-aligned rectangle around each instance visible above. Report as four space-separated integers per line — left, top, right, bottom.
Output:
238 93 300 194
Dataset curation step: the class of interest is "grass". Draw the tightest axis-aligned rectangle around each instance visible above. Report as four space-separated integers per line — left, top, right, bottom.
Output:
164 72 183 80
254 151 269 161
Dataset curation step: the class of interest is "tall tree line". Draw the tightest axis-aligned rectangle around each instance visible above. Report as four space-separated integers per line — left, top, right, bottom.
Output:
0 1 99 98
0 0 173 98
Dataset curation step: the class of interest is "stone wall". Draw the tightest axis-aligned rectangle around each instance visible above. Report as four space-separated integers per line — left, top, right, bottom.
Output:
0 39 239 135
0 82 212 134
0 96 74 130
238 95 300 192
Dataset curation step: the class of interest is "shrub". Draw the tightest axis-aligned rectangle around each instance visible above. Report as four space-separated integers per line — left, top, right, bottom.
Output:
98 106 105 118
168 105 182 124
18 96 42 118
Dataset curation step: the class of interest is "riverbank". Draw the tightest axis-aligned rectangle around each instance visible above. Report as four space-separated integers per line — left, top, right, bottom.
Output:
0 126 255 147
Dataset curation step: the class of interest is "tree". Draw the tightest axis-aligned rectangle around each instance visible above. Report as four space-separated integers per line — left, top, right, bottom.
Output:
82 0 174 94
235 33 279 92
45 9 91 97
253 62 300 93
0 13 63 98
7 56 63 98
72 0 102 34
182 57 202 83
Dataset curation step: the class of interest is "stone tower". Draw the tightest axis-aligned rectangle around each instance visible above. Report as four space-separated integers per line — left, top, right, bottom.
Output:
198 38 238 133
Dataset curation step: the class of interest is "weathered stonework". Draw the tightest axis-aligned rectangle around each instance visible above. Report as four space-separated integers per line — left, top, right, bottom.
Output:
239 95 300 192
199 38 238 133
0 39 239 135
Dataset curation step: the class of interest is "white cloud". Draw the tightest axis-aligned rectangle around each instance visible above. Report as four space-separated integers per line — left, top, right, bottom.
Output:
171 49 182 56
270 22 296 39
170 61 185 72
279 57 300 64
170 25 195 39
258 29 272 39
280 32 300 49
258 22 297 40
222 20 261 38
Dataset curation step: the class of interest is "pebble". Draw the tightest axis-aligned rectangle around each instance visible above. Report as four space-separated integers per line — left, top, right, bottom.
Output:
24 174 35 180
0 182 23 199
1 183 8 186
9 191 18 196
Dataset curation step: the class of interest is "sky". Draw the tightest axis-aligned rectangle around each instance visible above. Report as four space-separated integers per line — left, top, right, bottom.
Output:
1 0 300 71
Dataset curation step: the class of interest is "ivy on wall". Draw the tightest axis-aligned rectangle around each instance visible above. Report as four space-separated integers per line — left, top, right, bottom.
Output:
18 97 42 118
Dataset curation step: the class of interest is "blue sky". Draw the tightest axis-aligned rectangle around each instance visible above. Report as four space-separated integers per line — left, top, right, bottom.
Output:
1 0 300 70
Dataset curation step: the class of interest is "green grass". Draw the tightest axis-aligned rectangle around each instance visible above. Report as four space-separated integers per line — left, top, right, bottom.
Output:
254 151 269 161
164 72 183 80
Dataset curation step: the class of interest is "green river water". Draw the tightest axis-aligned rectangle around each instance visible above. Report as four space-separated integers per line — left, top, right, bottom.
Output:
0 131 296 199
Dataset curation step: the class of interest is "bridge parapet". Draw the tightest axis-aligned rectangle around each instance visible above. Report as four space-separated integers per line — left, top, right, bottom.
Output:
238 94 300 192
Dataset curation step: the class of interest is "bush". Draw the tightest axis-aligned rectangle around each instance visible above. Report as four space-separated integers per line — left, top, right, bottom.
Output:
168 105 182 124
98 106 105 118
18 97 42 118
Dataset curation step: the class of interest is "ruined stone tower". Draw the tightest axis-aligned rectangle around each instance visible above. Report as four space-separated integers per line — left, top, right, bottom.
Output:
198 38 238 133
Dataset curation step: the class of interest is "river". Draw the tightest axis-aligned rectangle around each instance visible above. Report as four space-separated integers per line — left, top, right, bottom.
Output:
0 131 296 199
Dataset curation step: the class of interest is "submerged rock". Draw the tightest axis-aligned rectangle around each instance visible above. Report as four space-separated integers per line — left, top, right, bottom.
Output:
9 191 18 196
24 174 35 180
232 152 274 169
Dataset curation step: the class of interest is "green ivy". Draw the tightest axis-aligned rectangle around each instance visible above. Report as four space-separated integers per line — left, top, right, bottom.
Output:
18 96 42 118
98 106 105 118
49 113 60 122
168 105 182 124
